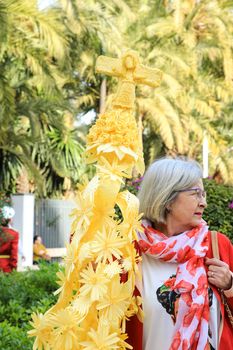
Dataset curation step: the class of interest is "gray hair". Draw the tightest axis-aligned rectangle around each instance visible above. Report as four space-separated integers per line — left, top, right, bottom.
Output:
138 157 203 224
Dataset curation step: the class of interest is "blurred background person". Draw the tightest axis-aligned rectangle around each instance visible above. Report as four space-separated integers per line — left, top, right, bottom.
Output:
0 206 19 273
33 235 51 264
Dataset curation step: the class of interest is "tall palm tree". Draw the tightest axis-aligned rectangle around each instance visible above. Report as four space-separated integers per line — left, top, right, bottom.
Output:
0 0 88 195
58 0 133 114
120 0 233 183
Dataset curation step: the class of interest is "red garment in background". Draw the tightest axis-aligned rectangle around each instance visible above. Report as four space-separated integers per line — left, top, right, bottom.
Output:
0 227 19 272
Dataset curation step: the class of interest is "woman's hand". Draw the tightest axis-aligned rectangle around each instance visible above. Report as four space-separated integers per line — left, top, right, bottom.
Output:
205 257 232 290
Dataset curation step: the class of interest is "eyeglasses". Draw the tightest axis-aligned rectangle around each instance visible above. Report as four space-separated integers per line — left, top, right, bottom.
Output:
175 188 206 199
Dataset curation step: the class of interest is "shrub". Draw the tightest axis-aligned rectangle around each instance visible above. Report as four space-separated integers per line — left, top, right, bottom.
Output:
0 261 59 306
0 262 60 349
203 179 233 241
0 321 32 350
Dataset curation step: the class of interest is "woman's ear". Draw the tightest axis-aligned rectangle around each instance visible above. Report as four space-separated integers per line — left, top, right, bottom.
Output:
166 201 173 213
165 207 171 214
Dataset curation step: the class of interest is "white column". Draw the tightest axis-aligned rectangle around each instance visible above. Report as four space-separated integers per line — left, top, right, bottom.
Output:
11 194 35 267
202 133 209 178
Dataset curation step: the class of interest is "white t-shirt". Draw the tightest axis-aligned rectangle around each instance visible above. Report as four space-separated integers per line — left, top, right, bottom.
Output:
142 253 220 350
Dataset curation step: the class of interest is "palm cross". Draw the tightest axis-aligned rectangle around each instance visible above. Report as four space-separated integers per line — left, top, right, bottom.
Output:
96 50 163 110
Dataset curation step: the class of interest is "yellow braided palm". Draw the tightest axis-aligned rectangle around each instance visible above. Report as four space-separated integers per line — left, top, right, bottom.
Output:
28 50 161 350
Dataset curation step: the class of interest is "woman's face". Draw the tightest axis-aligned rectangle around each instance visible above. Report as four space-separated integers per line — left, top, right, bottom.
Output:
36 236 42 244
167 180 207 233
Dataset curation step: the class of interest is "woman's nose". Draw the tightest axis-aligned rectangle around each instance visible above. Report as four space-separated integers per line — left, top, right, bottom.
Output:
199 196 207 208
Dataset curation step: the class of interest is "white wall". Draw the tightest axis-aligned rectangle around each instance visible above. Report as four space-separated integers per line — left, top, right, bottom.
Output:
11 194 35 267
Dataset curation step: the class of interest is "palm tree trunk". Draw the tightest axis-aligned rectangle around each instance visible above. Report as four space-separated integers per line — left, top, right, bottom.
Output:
132 113 144 178
99 77 107 114
16 167 30 194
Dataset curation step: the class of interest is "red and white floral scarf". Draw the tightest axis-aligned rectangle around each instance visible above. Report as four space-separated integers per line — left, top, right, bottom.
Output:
138 220 210 350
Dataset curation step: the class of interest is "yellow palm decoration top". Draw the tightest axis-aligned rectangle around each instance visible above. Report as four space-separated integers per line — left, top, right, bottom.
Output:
95 50 162 109
28 50 162 350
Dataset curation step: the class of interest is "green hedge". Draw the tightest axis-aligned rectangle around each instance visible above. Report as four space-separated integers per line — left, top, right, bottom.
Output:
0 262 60 350
203 179 233 241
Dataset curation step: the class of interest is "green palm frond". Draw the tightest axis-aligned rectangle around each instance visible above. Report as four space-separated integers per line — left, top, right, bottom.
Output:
0 145 44 193
148 48 192 76
212 155 230 183
75 94 96 109
138 97 175 150
0 0 8 44
0 73 16 123
161 73 182 96
146 17 177 38
8 0 69 62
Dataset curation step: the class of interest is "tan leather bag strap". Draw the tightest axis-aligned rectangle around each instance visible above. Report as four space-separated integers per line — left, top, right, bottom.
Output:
210 230 233 329
211 230 220 259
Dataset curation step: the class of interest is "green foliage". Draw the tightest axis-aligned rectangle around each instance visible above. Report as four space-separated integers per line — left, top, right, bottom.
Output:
123 0 233 183
0 193 11 224
203 179 233 241
1 0 233 193
0 321 32 350
0 0 90 196
0 193 13 239
0 262 60 349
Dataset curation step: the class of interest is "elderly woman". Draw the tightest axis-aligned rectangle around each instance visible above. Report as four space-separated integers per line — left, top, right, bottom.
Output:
127 158 233 350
